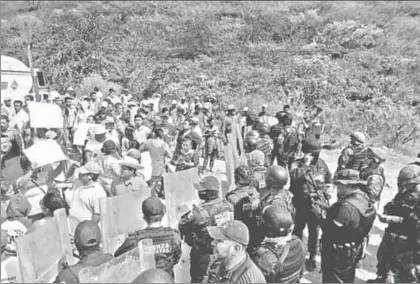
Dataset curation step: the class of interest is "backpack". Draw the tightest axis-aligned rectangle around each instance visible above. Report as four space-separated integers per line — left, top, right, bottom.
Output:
343 191 376 241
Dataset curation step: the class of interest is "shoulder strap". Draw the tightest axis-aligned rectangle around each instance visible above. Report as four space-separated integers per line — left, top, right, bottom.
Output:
278 243 290 265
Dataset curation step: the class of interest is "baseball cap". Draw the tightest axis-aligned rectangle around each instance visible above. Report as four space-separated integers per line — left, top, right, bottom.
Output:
194 175 220 192
4 96 11 101
243 107 249 112
78 161 101 175
6 195 32 218
74 220 101 248
262 104 267 108
334 169 366 185
94 125 107 135
171 100 177 105
207 220 249 246
262 204 293 237
142 197 166 217
227 104 235 110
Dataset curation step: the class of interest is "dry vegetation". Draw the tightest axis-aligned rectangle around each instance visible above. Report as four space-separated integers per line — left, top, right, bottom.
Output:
1 1 419 154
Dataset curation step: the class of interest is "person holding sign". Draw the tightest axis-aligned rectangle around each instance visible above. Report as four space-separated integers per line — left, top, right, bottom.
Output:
114 197 182 279
178 175 233 283
54 220 113 283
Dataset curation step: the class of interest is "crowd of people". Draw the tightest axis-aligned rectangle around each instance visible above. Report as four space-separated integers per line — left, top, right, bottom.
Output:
1 86 419 283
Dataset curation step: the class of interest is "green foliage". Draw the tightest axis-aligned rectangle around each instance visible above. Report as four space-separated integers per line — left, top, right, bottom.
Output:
1 1 418 153
77 73 122 98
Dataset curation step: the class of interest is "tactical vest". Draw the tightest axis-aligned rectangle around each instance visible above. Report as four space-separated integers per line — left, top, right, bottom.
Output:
226 187 259 220
191 200 234 252
252 237 305 283
134 227 178 272
259 191 295 219
251 166 267 191
342 191 376 243
346 147 369 170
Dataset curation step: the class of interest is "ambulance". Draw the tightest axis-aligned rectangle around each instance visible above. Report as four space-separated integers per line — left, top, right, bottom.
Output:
1 55 52 103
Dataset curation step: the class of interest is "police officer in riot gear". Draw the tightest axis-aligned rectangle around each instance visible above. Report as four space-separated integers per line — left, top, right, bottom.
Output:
359 148 386 206
337 131 368 171
251 204 306 283
290 138 332 272
178 175 233 283
54 221 113 283
369 163 420 283
114 197 182 278
321 169 376 283
259 165 294 218
226 165 261 252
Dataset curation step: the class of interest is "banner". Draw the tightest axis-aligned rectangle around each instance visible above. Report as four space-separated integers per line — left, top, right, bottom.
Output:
73 123 96 146
27 102 64 128
79 239 156 283
15 209 74 283
23 140 67 169
163 167 200 228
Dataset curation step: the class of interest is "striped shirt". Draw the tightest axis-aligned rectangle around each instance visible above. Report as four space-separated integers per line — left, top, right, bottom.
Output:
208 253 266 283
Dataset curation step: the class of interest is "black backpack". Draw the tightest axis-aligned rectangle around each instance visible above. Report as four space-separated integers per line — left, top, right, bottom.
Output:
343 191 376 240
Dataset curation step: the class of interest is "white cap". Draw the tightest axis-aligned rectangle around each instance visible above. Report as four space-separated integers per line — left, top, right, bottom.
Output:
262 104 267 108
101 101 109 108
228 104 235 110
172 100 177 105
67 86 74 91
243 107 249 112
95 125 107 135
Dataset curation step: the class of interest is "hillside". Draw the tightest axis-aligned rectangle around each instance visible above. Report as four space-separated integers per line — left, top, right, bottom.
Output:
1 1 419 154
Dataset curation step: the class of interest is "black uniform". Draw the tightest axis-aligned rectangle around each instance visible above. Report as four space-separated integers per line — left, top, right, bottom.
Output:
178 198 233 283
321 189 376 283
114 227 182 278
290 157 332 258
375 185 420 282
226 185 261 252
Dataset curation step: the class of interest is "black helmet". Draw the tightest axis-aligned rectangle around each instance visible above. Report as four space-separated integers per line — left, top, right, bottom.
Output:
266 165 288 188
132 268 174 283
234 165 252 185
244 135 258 149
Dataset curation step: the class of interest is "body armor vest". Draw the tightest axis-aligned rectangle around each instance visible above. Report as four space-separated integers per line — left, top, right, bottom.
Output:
134 227 177 272
191 199 233 252
346 147 369 170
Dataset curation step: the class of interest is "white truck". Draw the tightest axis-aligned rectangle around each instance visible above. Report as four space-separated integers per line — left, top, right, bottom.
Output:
1 55 52 103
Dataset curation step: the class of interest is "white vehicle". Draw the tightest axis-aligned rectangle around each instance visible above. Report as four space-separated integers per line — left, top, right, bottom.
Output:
1 55 51 103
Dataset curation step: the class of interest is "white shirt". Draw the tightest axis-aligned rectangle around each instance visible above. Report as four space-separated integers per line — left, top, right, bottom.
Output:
85 140 104 162
9 110 29 133
1 256 20 283
68 182 106 223
134 125 151 145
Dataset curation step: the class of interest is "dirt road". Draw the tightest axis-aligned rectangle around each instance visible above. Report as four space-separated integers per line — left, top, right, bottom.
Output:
172 147 413 283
